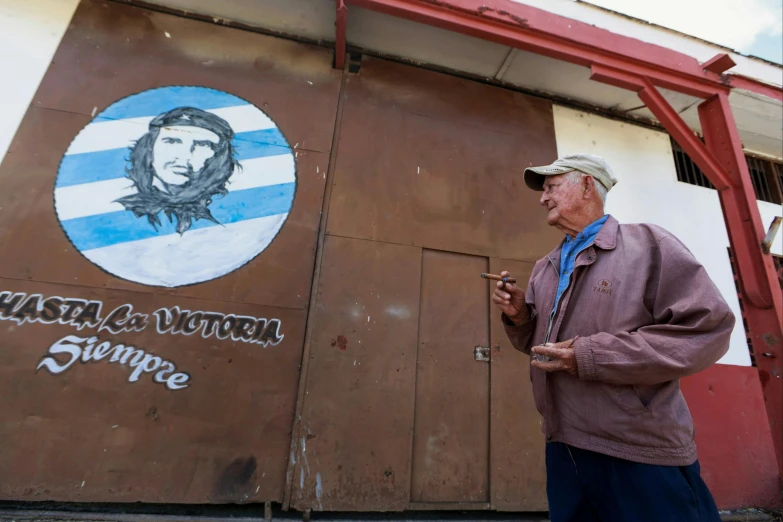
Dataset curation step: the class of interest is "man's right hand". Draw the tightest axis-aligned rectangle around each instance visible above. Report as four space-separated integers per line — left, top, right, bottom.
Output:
491 271 528 325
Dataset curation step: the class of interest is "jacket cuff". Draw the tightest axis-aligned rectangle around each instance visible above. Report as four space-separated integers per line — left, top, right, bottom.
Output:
573 337 597 381
501 306 532 328
502 311 536 350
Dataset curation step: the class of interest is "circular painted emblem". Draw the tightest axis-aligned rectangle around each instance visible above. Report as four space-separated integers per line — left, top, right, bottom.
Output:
54 86 295 287
598 279 612 289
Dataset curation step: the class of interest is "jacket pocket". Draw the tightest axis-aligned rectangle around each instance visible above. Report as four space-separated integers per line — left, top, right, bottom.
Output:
530 366 546 416
600 383 649 416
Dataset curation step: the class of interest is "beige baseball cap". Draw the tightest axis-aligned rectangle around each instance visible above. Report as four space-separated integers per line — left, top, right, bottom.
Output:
524 153 618 192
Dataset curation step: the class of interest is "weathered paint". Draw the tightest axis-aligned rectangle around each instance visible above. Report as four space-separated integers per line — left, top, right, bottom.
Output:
291 55 561 511
0 0 340 504
0 278 308 503
0 0 780 512
291 235 424 511
411 250 489 502
325 57 562 262
488 258 546 511
348 0 782 479
699 93 783 473
681 364 781 509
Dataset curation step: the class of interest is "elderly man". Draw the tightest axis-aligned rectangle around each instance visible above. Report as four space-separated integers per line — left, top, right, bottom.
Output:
492 154 733 521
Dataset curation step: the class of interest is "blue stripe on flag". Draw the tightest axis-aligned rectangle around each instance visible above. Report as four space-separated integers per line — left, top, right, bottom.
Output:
98 87 247 120
56 128 291 188
57 148 132 187
61 182 296 251
235 128 290 149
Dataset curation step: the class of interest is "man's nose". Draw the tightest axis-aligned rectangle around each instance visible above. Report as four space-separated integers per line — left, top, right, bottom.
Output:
171 143 187 159
540 192 549 206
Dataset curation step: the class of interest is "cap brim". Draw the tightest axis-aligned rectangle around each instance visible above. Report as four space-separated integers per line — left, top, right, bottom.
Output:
523 165 574 191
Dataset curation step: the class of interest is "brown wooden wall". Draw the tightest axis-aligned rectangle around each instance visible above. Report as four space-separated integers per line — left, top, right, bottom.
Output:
290 59 560 511
0 0 339 504
0 0 560 511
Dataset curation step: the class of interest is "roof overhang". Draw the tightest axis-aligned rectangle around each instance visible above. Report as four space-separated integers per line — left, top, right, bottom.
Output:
121 0 783 159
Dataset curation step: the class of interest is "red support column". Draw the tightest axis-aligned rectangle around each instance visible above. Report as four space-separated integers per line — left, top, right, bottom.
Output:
699 92 783 478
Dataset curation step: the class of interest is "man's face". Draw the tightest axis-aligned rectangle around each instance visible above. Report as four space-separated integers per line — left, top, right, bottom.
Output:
540 173 583 227
152 125 220 185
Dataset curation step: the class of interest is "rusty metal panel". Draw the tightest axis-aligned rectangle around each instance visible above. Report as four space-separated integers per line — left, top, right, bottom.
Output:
410 250 490 502
488 258 547 511
291 235 422 511
327 57 562 262
35 0 341 154
0 0 341 505
0 0 339 309
0 277 305 503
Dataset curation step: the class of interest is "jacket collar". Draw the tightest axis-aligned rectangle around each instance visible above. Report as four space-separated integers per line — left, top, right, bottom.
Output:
593 214 618 251
546 214 618 263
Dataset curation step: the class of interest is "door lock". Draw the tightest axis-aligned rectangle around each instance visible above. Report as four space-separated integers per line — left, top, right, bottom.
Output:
474 346 491 362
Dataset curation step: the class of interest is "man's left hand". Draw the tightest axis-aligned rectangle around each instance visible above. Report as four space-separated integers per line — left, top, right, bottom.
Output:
531 338 578 377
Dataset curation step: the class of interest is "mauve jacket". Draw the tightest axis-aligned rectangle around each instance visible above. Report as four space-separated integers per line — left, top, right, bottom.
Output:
504 215 734 466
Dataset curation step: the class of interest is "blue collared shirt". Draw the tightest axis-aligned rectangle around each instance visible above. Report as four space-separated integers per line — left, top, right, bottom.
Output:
552 214 609 315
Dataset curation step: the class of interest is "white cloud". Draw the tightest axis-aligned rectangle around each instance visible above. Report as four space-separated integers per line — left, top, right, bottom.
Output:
584 0 782 51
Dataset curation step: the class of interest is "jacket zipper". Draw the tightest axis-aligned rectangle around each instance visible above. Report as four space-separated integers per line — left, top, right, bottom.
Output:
544 256 560 344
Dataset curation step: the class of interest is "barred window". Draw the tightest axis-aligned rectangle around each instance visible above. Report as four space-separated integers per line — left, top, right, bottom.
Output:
671 138 783 204
671 140 714 189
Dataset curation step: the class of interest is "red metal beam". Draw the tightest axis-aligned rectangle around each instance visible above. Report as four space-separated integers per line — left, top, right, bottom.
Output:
699 94 781 312
347 0 729 98
701 53 736 75
637 80 734 190
699 93 783 477
729 74 783 103
590 65 733 190
334 0 348 70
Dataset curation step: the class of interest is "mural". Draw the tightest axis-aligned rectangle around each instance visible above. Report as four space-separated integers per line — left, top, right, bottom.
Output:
54 86 296 287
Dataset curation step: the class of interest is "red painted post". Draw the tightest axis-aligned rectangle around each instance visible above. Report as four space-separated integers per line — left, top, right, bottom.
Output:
699 92 783 479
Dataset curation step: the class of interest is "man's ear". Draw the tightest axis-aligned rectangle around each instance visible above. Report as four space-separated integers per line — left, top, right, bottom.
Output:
582 175 594 198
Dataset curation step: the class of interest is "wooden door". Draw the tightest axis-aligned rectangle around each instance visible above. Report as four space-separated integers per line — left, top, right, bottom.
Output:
410 249 490 506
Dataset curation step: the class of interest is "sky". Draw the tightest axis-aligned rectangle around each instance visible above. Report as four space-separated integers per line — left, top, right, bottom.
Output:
585 0 783 64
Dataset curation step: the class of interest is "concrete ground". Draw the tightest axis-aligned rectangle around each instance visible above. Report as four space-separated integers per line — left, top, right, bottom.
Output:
0 510 549 522
0 508 780 522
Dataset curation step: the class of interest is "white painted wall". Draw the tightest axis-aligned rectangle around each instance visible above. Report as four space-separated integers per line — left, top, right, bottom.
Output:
0 0 79 165
551 105 783 367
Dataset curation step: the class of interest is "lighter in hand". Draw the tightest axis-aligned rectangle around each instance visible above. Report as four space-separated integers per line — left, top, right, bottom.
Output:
532 343 555 363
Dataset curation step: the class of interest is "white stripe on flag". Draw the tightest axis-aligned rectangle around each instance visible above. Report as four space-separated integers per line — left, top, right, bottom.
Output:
65 105 276 156
55 154 296 221
81 214 288 288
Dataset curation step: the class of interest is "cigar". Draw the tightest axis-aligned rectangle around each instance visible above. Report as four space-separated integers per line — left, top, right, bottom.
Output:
481 273 516 284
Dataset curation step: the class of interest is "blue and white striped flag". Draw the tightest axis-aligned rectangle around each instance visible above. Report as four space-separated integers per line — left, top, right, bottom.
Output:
54 86 296 287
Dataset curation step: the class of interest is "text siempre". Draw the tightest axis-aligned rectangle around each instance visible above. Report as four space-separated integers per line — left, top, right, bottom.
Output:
0 291 285 390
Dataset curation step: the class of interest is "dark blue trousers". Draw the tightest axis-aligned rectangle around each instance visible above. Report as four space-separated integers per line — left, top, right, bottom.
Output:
546 442 721 522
